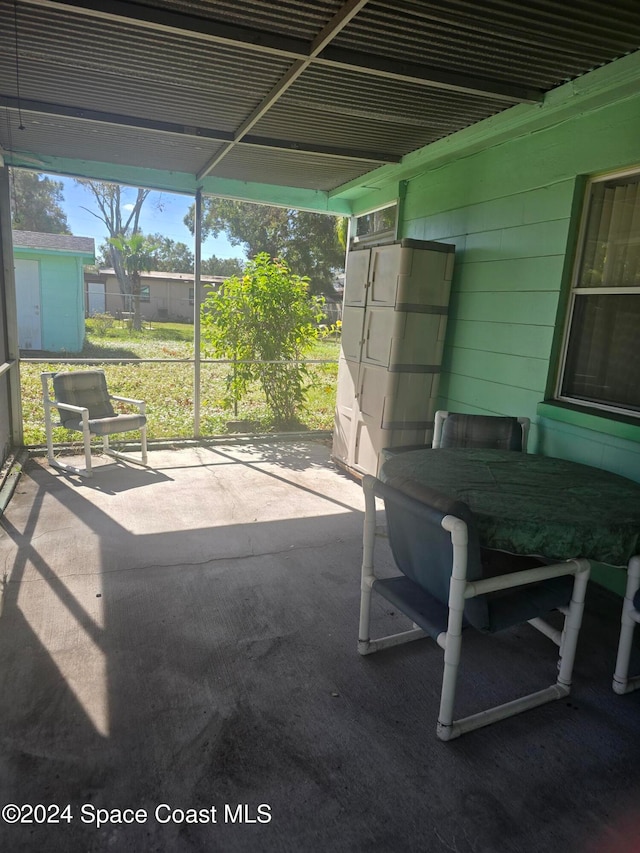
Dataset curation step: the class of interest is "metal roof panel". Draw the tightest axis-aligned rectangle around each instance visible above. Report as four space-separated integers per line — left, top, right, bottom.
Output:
1 0 639 200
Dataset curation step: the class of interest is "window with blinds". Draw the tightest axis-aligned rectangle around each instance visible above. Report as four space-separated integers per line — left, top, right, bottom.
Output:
559 171 640 415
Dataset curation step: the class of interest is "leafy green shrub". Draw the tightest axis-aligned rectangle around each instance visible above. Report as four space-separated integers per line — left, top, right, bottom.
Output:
90 312 115 337
201 253 324 426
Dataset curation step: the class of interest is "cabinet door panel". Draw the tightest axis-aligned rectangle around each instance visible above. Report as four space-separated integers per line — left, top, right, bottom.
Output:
333 406 354 466
353 417 384 476
343 249 370 306
332 358 360 466
335 357 358 411
362 307 393 367
382 372 438 427
340 306 365 362
389 311 447 368
358 363 388 422
369 244 401 306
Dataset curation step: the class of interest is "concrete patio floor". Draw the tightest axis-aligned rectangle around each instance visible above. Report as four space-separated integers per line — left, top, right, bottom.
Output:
0 437 639 853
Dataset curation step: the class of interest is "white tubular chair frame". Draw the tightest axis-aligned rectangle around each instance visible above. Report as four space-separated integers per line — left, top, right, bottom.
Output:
613 555 640 694
358 475 591 741
432 410 531 452
41 372 148 478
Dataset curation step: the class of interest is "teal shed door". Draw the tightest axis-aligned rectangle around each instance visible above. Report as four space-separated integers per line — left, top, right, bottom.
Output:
15 259 42 350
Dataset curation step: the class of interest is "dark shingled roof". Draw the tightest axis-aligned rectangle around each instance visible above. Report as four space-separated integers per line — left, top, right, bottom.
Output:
12 231 95 256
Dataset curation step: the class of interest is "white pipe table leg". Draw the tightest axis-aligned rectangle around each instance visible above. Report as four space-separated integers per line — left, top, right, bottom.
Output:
437 516 468 740
41 376 56 467
613 555 640 694
557 560 589 688
358 476 377 654
141 423 148 464
81 411 93 476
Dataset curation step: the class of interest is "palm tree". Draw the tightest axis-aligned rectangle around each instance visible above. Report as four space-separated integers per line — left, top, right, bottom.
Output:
108 234 156 330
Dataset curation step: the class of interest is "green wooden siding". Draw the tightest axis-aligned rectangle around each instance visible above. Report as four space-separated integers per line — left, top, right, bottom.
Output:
445 349 548 394
446 319 555 360
353 67 640 591
393 89 640 466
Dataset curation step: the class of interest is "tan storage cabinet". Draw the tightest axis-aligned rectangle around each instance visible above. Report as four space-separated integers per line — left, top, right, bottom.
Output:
332 238 454 476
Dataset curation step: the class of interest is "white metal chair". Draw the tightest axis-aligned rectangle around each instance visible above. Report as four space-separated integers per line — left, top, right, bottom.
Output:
358 474 590 740
613 556 640 694
41 370 148 477
433 411 530 451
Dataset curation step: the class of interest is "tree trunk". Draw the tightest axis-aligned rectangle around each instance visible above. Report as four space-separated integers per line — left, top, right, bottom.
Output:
109 243 132 312
132 273 142 331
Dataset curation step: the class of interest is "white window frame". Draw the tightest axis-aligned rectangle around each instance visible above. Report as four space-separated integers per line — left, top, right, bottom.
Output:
556 166 640 419
350 201 398 247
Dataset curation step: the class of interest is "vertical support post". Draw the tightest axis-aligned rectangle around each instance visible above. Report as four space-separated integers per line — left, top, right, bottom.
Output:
396 179 408 239
41 373 55 464
0 165 23 446
193 187 202 438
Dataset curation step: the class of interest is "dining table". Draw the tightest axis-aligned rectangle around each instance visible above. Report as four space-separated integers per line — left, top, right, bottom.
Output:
379 447 640 567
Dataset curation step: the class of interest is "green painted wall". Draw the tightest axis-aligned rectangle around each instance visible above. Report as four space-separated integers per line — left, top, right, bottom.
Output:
391 90 640 470
402 176 578 458
353 80 640 593
14 250 86 352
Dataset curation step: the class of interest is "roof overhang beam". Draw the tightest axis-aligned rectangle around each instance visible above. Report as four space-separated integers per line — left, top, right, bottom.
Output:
0 95 400 165
195 0 371 179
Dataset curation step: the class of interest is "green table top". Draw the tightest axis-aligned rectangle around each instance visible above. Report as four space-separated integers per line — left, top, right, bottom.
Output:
379 448 640 566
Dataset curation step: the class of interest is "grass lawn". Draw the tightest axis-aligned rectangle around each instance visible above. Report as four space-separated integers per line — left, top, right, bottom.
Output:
21 320 339 445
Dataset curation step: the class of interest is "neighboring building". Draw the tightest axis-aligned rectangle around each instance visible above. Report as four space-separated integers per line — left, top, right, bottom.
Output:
323 292 342 325
13 231 95 352
85 269 224 323
332 273 345 296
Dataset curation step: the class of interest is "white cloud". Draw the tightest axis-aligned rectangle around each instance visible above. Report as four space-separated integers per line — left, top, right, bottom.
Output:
123 203 135 211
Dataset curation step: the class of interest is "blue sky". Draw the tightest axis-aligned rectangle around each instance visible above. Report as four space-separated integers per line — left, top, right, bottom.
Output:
58 177 242 261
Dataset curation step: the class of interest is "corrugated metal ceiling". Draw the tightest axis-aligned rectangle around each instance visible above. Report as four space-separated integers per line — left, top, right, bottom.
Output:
0 0 639 197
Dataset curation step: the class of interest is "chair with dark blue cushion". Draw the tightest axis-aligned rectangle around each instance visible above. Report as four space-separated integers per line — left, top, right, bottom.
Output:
358 474 590 740
381 411 530 461
433 411 530 451
613 556 640 694
42 370 148 477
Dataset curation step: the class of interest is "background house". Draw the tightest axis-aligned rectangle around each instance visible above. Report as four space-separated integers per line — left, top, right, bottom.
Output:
85 269 224 323
13 231 95 352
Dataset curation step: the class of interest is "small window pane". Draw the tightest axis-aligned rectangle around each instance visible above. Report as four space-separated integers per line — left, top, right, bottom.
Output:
561 293 640 411
354 204 397 241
